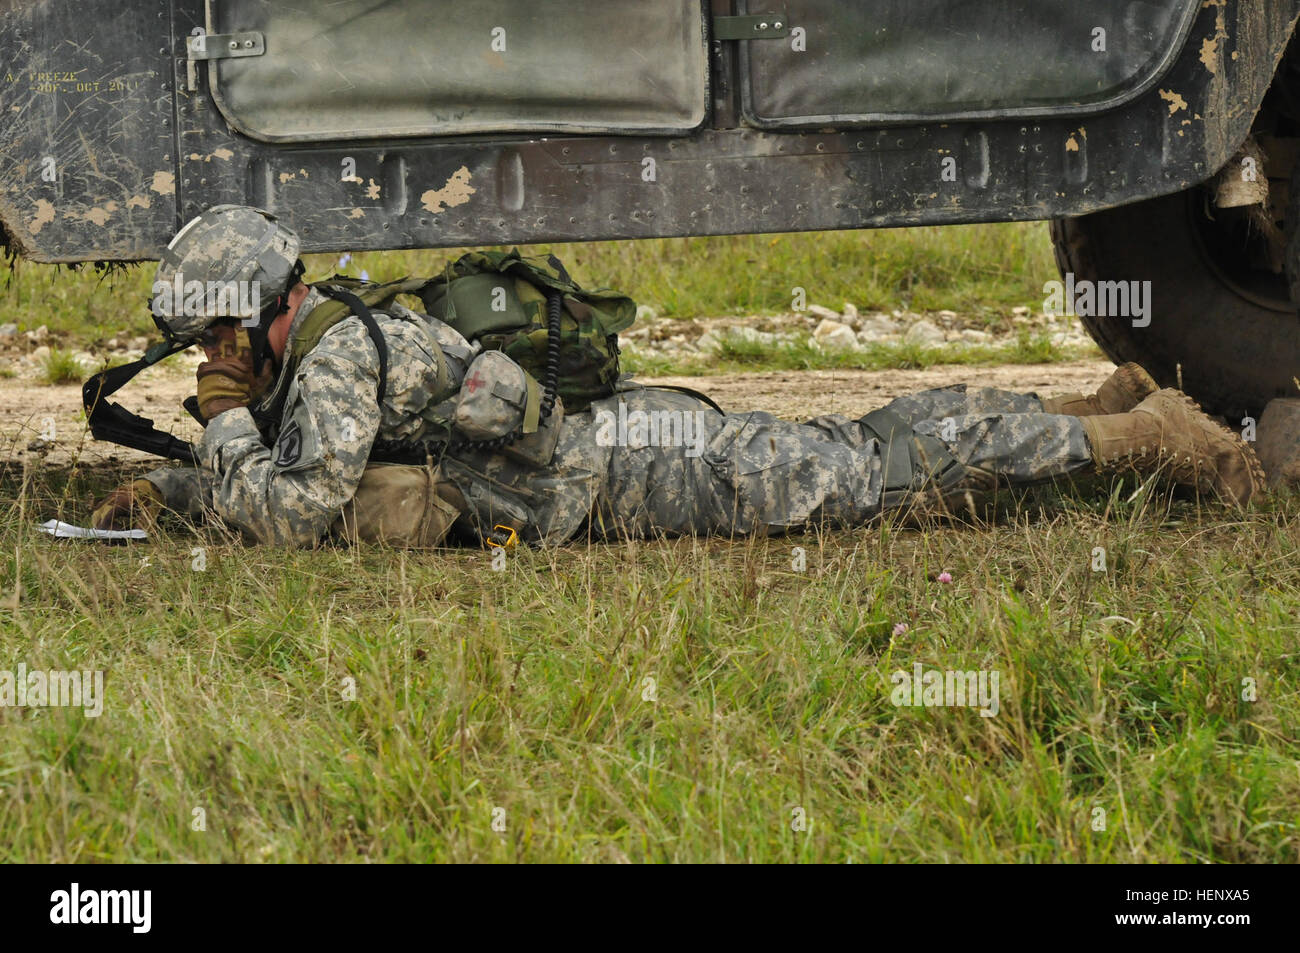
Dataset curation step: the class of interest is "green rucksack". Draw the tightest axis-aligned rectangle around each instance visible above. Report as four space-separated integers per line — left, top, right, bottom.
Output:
419 250 636 413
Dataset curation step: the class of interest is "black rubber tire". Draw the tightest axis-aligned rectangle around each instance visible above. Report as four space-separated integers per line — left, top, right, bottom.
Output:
1050 189 1300 418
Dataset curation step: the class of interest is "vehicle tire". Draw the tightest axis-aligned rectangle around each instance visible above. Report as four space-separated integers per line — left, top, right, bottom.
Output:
1050 185 1300 418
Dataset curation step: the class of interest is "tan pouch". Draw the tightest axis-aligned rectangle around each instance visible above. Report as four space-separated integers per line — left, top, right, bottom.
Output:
330 463 462 548
502 394 564 468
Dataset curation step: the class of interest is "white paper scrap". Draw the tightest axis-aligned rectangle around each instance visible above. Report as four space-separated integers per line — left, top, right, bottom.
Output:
37 519 147 541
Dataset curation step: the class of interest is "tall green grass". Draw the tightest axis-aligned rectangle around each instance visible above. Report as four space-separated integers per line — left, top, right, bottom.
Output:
1 465 1296 862
1 223 1056 344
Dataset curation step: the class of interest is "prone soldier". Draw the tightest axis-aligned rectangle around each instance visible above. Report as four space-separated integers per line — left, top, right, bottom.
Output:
91 206 1265 547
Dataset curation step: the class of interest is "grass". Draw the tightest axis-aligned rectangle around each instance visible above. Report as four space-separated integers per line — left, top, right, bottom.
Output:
621 326 1084 377
0 222 1057 345
0 463 1296 862
39 347 84 385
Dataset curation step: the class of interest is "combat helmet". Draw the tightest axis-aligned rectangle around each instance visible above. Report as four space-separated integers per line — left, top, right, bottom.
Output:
150 205 304 369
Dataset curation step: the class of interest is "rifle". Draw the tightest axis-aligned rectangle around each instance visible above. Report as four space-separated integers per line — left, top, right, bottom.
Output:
82 340 199 463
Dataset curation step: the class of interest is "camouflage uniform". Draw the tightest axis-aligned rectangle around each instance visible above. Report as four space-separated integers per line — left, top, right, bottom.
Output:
143 293 1092 546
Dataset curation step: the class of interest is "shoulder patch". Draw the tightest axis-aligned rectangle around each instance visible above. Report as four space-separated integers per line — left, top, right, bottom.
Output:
273 422 303 468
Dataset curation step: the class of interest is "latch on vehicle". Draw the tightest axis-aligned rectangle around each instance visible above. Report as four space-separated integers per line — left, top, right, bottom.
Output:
186 31 265 61
712 14 789 40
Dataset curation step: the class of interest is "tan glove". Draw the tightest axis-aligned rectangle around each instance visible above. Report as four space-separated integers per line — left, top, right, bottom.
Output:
196 327 273 421
91 479 165 531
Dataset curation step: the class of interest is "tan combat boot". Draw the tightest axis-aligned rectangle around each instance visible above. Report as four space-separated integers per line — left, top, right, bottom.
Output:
1079 389 1266 506
1040 362 1159 416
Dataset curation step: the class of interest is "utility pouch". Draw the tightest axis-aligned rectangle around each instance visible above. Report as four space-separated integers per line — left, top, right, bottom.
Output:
452 350 541 441
858 407 968 509
501 394 564 468
330 462 462 548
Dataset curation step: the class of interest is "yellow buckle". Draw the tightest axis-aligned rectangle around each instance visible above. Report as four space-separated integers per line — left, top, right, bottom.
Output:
486 524 518 549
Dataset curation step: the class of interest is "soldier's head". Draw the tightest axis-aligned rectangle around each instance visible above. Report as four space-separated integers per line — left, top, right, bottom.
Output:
150 204 305 373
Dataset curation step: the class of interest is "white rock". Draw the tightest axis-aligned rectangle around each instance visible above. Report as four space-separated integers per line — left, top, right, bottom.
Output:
813 318 852 341
936 309 959 323
807 304 840 321
858 328 899 345
1012 306 1031 317
32 325 48 341
696 331 722 352
635 304 658 323
31 345 50 362
859 315 900 337
842 302 859 323
959 329 993 344
903 320 946 347
130 336 150 350
816 323 859 350
0 323 17 337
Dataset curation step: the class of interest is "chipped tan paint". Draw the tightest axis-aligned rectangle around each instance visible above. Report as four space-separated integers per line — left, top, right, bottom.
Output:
278 171 297 184
1200 0 1228 75
365 178 381 201
1200 37 1220 74
420 166 477 214
348 208 365 219
27 198 54 235
126 194 151 210
1158 89 1189 114
150 171 175 195
63 200 120 227
189 148 236 163
1065 135 1079 153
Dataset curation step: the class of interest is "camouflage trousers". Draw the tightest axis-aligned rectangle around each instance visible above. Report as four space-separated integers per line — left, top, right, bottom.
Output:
482 383 1095 542
147 383 1095 545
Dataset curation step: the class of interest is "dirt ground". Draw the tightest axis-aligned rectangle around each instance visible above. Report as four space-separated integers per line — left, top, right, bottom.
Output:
2 358 1115 470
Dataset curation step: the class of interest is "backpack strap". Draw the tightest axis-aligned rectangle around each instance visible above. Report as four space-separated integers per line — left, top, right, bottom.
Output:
637 384 725 416
318 285 389 406
255 282 401 432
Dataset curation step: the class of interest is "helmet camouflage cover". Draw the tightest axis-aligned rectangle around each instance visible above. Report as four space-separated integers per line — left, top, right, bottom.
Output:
151 204 301 341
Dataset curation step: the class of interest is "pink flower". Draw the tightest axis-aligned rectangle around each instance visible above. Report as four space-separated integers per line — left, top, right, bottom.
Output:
938 571 953 584
892 622 908 636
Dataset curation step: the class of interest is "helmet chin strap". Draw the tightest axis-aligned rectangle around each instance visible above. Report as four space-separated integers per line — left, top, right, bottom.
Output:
246 260 305 377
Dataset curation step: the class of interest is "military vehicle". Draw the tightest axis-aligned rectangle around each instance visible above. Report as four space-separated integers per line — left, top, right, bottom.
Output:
1 1 1298 415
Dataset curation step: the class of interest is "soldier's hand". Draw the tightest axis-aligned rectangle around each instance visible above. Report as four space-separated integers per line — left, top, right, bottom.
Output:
196 326 271 420
91 479 165 531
